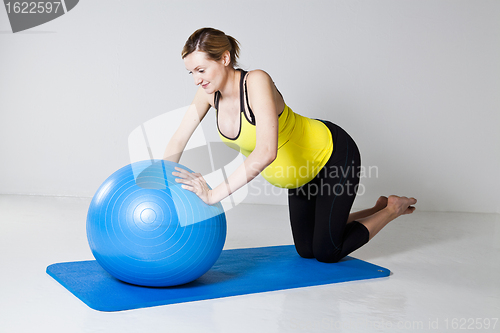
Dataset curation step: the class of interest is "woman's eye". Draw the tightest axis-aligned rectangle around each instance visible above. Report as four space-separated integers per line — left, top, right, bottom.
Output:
199 70 204 73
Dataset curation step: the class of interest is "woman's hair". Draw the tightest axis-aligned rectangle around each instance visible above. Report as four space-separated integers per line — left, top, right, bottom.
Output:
182 27 240 68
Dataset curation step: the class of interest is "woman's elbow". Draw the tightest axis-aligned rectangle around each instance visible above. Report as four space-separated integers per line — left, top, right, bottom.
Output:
263 148 277 166
252 145 277 167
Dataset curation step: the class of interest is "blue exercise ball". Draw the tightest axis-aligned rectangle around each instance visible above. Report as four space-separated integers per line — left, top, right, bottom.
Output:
86 160 227 287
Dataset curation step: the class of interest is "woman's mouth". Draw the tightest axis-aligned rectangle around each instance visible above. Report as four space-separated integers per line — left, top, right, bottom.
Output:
202 82 209 89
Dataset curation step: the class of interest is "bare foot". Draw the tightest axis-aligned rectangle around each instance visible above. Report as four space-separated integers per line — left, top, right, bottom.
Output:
374 196 388 211
387 195 417 217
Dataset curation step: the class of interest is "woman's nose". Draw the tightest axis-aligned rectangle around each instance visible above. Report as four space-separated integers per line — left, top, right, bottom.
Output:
194 75 202 86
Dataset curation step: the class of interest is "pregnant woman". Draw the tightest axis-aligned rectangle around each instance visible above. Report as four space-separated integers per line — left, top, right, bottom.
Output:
164 27 417 263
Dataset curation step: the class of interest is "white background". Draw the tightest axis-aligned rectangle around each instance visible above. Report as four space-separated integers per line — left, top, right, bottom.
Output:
0 0 499 213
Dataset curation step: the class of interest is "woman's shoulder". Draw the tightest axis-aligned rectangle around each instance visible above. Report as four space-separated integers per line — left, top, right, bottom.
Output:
192 85 216 108
243 68 286 116
245 69 274 85
244 69 278 98
192 85 216 110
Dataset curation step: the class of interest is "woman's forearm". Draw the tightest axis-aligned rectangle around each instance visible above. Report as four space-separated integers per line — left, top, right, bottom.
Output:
210 151 275 203
163 139 185 163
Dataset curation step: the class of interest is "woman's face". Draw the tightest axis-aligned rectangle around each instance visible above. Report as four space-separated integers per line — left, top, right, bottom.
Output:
184 51 226 94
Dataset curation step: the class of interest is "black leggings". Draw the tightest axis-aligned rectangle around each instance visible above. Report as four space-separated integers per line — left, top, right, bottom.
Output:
288 120 369 263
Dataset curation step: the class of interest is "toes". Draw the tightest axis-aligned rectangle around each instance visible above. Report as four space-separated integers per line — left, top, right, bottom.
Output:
404 206 416 214
404 197 417 206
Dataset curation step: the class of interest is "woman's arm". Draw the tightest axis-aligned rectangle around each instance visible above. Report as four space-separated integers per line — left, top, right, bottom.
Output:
175 70 279 204
211 70 279 201
163 86 211 163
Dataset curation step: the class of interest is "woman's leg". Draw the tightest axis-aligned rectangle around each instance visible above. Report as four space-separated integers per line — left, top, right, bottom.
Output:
288 186 316 258
288 121 417 262
310 122 370 263
347 196 388 223
356 195 417 240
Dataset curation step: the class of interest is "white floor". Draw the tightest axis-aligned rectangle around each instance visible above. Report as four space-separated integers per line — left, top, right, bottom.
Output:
1 194 499 333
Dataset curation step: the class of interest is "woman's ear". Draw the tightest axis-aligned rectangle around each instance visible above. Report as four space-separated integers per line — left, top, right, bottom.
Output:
222 50 231 66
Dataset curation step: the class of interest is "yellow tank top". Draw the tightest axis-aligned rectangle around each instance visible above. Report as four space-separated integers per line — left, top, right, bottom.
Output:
215 70 333 189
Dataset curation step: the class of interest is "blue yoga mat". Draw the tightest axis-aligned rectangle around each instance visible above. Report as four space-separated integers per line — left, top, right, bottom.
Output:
47 245 390 311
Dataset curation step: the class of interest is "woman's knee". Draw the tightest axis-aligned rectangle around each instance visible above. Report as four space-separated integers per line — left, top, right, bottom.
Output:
294 243 315 259
313 247 343 263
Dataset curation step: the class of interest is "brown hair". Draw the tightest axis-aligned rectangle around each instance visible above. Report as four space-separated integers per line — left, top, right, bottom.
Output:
182 27 240 68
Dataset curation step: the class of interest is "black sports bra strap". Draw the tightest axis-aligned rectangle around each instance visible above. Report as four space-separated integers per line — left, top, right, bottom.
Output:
214 91 220 110
241 70 256 125
243 70 284 125
239 70 246 119
218 69 279 126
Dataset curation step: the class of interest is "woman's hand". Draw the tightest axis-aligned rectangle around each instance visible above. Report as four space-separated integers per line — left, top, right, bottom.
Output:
172 167 215 205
